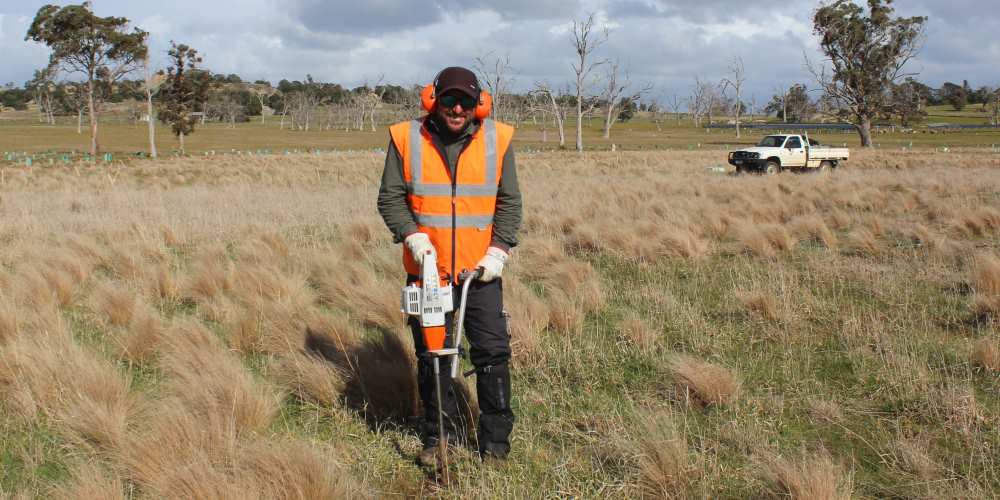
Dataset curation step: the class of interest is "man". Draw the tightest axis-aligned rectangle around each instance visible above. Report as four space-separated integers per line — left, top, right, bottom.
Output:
377 66 522 464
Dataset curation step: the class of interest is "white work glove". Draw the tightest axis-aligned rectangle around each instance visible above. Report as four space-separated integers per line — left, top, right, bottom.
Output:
476 247 508 282
404 233 435 265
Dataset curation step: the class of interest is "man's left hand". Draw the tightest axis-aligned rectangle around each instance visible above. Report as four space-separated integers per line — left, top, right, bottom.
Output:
476 247 508 282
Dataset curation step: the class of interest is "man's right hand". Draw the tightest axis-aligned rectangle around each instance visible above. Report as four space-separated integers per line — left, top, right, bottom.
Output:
404 233 436 265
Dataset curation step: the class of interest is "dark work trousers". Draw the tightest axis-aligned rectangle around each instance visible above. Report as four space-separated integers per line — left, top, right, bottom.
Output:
408 276 515 457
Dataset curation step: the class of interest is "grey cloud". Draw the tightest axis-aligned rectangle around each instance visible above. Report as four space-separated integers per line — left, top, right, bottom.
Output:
2 0 998 100
443 0 582 20
607 0 802 23
291 0 442 35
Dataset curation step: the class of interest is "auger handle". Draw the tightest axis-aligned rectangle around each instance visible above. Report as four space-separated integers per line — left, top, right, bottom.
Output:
450 267 483 378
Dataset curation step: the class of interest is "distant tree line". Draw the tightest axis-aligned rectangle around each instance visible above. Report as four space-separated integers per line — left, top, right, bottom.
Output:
7 0 998 154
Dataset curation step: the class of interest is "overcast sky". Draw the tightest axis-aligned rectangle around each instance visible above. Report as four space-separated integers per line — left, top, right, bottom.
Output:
2 0 998 103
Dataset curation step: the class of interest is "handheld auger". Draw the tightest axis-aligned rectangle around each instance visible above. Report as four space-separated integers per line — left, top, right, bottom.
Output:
401 250 482 482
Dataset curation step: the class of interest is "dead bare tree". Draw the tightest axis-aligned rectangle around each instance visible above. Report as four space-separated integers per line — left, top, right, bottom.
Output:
362 76 387 132
251 84 276 124
689 78 709 127
600 60 652 139
668 94 684 126
142 55 166 159
533 81 569 148
474 51 515 123
570 13 608 152
720 56 746 138
287 90 320 131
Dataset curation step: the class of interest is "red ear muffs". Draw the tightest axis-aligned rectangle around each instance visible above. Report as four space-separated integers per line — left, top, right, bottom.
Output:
421 84 492 119
474 90 492 120
421 84 436 112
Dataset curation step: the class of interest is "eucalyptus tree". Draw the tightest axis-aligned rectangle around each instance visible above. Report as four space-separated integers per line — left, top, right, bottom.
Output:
26 1 148 155
809 0 926 147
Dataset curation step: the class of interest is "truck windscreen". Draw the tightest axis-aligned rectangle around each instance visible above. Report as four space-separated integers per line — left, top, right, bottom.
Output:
757 136 786 147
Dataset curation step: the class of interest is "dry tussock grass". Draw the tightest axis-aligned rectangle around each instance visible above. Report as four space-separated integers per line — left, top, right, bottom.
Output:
183 245 235 303
790 214 838 248
312 249 405 335
845 227 881 256
122 405 245 498
504 276 550 363
51 464 125 500
760 450 853 500
0 295 22 344
237 441 358 499
667 354 742 407
274 350 346 408
303 323 422 426
0 328 137 451
224 258 316 355
90 280 136 327
4 150 1000 496
16 267 60 312
619 312 659 352
160 319 280 436
148 262 181 302
892 437 940 481
972 254 1000 319
630 411 702 498
43 249 94 287
934 383 985 435
971 338 999 372
736 289 782 322
115 301 166 364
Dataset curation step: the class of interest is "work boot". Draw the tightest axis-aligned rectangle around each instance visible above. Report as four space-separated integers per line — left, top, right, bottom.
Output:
417 444 440 468
417 434 450 468
480 442 509 465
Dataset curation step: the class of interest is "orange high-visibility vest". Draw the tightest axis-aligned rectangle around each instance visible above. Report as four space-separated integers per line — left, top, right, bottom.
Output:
389 118 514 282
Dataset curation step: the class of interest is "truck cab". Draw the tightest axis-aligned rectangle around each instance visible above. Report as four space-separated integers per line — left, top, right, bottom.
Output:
728 134 850 175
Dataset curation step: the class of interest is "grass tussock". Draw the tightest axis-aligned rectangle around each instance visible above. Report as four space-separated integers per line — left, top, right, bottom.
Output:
149 263 181 302
736 289 782 322
667 354 742 407
122 405 243 498
791 214 838 248
845 228 881 256
313 252 406 335
619 312 659 352
160 319 281 436
761 451 853 500
182 246 234 303
115 302 165 363
630 412 702 498
0 296 22 344
736 224 794 258
237 441 358 499
90 280 137 327
892 438 940 481
971 254 1000 319
51 463 125 500
0 329 136 450
504 277 550 363
274 350 346 408
971 338 999 372
304 324 421 426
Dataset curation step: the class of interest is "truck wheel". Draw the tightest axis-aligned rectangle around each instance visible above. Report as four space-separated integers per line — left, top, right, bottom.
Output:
735 165 745 175
764 161 781 175
817 161 833 173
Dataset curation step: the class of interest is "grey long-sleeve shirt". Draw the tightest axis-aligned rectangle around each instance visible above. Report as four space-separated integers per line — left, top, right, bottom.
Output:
377 117 522 251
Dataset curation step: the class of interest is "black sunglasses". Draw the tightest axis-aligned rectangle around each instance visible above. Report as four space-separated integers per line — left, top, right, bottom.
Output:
438 94 477 109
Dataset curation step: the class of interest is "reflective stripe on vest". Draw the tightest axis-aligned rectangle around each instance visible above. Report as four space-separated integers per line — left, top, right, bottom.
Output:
407 119 498 198
415 213 495 229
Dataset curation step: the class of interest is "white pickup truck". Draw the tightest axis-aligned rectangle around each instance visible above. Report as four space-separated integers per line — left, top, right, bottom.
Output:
728 134 850 175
